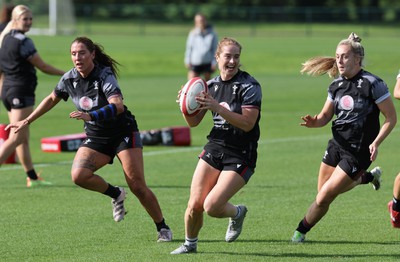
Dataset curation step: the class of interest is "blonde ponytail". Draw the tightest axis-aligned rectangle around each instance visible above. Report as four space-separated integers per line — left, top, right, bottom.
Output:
300 56 338 78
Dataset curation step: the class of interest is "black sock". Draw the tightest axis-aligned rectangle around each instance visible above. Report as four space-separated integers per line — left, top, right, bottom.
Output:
296 217 313 234
103 184 121 199
155 218 169 231
26 169 38 180
360 171 373 184
393 197 400 212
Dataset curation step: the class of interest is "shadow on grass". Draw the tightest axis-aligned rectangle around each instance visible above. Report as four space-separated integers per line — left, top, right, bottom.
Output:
169 238 400 259
204 251 400 259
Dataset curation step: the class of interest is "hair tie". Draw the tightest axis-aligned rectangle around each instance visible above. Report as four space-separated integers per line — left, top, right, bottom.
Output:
348 32 362 43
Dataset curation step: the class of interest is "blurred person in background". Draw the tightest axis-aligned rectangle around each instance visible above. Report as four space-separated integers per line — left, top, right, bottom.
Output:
0 3 14 32
291 32 397 243
184 13 218 81
7 36 173 242
0 5 65 187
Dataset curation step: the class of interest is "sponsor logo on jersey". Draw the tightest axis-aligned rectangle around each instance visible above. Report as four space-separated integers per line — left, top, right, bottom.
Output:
339 95 354 110
79 96 94 111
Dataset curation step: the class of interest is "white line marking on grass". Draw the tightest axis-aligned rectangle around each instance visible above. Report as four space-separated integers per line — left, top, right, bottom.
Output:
0 133 350 171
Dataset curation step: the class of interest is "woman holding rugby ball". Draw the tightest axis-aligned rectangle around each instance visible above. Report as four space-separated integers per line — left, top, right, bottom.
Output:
7 36 172 242
291 33 397 243
171 37 262 254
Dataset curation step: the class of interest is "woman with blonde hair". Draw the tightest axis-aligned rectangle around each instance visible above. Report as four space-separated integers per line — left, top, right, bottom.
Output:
291 33 397 242
0 5 65 187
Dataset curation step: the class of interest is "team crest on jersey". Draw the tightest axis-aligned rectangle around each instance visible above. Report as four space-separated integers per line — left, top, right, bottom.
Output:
94 81 99 90
79 96 94 111
73 81 78 89
339 95 354 110
214 85 219 91
357 79 363 88
232 85 238 94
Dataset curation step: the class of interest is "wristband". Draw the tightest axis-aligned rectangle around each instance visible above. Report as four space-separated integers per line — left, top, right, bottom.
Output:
397 73 400 79
89 103 117 121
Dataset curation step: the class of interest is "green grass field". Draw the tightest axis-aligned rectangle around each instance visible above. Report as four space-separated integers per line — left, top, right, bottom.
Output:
0 23 400 261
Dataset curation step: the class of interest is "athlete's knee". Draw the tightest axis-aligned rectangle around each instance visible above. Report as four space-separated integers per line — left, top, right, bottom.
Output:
187 197 204 214
315 191 337 207
71 169 91 186
203 198 224 218
127 181 149 199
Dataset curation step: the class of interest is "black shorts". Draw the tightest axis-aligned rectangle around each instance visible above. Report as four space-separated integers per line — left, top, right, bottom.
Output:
190 63 213 74
2 95 35 111
322 139 372 179
199 145 256 183
80 131 143 163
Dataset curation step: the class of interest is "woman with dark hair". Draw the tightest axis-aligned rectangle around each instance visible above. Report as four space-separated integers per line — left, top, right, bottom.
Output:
7 36 172 242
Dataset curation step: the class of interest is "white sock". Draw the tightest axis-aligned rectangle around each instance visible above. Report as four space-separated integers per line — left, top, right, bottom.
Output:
184 237 198 246
233 206 241 219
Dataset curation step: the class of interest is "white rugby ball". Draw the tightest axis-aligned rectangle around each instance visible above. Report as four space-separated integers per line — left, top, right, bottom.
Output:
179 77 208 116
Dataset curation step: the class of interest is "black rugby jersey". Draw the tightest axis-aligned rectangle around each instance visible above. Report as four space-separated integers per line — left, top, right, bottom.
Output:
328 69 390 152
0 29 37 94
54 65 138 137
206 70 262 151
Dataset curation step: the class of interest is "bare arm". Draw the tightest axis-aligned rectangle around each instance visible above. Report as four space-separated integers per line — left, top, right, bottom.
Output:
369 97 397 161
6 91 62 133
300 99 334 128
182 108 207 127
393 77 400 99
28 53 65 76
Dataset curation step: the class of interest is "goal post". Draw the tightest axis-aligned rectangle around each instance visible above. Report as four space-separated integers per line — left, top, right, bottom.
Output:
21 0 76 36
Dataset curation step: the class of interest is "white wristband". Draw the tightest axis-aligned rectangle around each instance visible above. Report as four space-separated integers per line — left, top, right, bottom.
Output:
397 73 400 79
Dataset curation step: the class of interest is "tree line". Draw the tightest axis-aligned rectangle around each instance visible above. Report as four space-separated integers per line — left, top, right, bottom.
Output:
72 0 399 23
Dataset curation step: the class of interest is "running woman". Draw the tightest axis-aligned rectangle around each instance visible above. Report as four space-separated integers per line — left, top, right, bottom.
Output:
291 32 397 243
171 37 262 254
7 36 172 242
0 5 65 187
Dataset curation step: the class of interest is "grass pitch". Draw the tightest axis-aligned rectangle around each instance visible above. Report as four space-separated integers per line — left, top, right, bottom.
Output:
0 23 400 261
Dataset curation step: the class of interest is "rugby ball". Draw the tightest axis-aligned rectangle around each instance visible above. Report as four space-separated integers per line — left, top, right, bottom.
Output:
179 77 208 116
